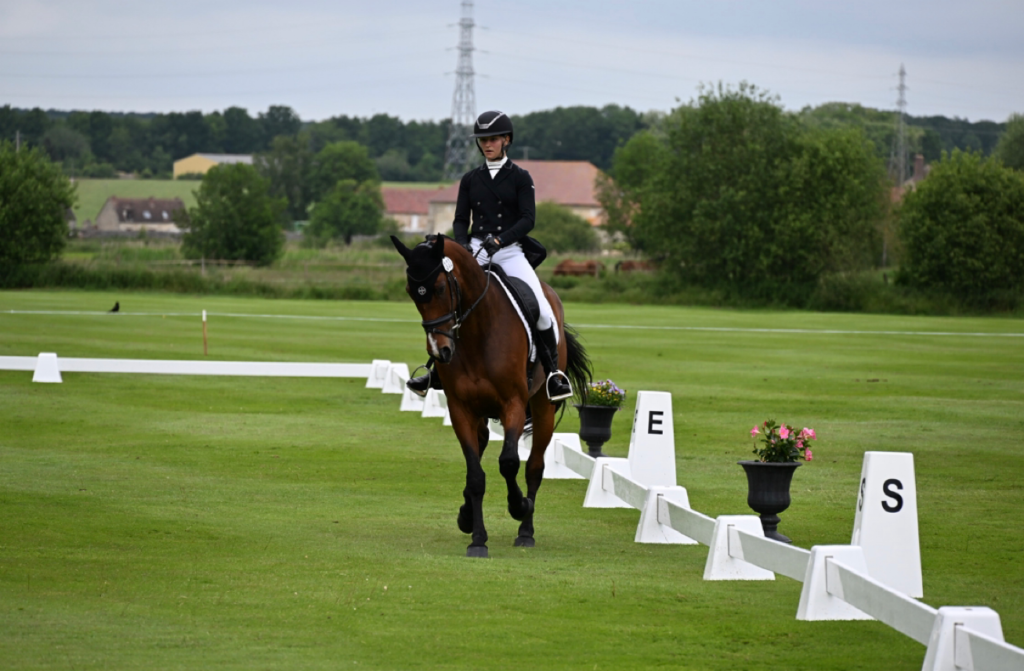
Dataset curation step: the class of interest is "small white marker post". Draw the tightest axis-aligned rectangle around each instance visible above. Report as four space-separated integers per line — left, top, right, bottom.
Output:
851 451 922 597
202 310 208 356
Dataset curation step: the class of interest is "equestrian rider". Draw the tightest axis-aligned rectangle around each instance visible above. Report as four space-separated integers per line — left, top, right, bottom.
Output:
406 110 573 403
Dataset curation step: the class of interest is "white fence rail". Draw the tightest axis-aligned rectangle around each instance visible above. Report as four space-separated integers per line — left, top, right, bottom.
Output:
0 354 370 378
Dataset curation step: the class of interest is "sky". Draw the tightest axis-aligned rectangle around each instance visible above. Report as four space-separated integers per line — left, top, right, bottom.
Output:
2 0 1022 124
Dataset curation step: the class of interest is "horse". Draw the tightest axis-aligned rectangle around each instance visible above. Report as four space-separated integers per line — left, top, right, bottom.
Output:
614 260 655 273
552 259 604 277
391 234 592 558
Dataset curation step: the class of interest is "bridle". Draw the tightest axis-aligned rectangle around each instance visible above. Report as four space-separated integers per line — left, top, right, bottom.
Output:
409 248 493 357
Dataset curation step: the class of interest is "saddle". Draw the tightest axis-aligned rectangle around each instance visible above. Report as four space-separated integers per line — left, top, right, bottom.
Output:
484 263 541 376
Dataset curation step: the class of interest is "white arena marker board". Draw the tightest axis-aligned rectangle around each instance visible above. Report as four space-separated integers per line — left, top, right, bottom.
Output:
365 359 390 388
635 487 698 544
627 391 677 487
851 451 922 598
32 353 62 383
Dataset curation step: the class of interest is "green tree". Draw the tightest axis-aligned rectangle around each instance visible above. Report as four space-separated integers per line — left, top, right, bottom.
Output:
993 113 1024 171
181 163 286 266
897 150 1024 301
259 105 302 147
620 83 887 300
533 202 600 253
0 141 75 264
305 179 383 246
596 131 669 248
309 141 379 204
255 135 314 221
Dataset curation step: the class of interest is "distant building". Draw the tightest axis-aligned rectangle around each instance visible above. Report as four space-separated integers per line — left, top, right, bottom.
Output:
891 154 932 203
426 160 604 235
95 197 186 233
381 186 446 235
172 153 253 179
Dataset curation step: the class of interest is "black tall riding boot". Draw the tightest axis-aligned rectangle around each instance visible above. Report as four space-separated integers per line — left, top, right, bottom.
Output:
537 327 573 402
406 360 442 397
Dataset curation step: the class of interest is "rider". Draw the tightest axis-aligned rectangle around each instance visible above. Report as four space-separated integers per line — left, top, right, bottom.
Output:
406 110 573 403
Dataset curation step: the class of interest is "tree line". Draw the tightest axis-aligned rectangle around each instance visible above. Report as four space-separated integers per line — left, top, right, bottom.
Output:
2 102 1005 184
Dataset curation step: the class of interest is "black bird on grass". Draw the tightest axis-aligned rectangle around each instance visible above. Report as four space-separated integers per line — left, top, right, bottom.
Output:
110 301 120 313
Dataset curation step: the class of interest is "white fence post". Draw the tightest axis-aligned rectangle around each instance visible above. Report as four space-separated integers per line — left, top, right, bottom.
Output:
421 389 447 418
400 386 425 412
703 515 775 581
32 352 62 383
582 458 633 508
851 451 923 597
796 546 873 621
381 363 409 394
365 359 390 389
544 434 587 480
922 607 1006 671
636 487 698 544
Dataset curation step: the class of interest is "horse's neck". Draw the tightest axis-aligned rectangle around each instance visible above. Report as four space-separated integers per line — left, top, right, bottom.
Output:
456 263 503 344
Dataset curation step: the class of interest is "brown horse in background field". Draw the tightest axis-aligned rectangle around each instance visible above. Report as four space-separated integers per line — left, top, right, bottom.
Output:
391 234 591 558
552 259 604 277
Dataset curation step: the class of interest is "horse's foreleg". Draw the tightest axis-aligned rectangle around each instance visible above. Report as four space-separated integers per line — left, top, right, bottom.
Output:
498 403 531 524
451 406 489 558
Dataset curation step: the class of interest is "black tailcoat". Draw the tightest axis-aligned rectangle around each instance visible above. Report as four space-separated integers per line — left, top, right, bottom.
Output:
452 160 535 246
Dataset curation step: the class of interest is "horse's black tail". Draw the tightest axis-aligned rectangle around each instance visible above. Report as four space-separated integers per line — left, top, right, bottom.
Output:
563 323 593 406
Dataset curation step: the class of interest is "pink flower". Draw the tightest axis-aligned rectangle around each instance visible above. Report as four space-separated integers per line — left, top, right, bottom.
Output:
797 441 804 449
750 426 760 437
779 425 790 440
805 448 813 461
800 427 816 440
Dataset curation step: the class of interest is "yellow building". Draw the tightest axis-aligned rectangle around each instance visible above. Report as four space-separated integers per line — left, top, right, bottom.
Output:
172 153 253 179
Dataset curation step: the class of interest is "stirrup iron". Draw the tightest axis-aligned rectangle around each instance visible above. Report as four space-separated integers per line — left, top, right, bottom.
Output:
545 370 573 401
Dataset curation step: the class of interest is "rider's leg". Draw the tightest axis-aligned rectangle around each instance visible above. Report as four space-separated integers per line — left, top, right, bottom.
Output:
406 359 442 396
486 243 572 402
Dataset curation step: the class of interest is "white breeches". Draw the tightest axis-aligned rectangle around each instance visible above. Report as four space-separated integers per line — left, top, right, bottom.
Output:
470 238 555 333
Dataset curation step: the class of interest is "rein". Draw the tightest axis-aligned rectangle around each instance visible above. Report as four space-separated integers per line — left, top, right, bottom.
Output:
413 248 493 347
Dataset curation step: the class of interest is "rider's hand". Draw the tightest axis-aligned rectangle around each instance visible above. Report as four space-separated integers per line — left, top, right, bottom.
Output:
483 235 502 257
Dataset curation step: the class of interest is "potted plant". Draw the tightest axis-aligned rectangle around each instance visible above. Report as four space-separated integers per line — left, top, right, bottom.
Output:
739 420 816 544
574 379 626 458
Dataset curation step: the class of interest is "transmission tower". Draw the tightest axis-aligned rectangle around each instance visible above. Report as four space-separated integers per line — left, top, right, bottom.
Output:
889 64 909 186
443 1 477 179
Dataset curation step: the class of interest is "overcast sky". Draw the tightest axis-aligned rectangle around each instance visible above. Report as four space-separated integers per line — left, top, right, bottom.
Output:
2 0 1022 123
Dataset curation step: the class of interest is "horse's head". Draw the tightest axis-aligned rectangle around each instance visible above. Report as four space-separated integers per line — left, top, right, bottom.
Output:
392 234 475 364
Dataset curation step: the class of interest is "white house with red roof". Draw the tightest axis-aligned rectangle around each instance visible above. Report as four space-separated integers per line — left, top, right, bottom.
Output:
380 186 446 235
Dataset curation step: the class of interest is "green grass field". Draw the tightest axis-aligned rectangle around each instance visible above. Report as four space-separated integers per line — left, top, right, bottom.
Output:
2 291 1022 669
71 179 200 224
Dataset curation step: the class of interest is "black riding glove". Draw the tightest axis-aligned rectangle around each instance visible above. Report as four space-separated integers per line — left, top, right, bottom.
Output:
482 234 502 257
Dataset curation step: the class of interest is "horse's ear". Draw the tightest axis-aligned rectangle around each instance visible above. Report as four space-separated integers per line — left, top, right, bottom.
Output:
434 234 446 259
391 235 411 262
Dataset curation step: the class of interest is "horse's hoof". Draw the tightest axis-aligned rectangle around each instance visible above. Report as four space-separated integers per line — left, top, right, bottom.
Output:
514 536 535 548
466 545 489 558
457 506 473 534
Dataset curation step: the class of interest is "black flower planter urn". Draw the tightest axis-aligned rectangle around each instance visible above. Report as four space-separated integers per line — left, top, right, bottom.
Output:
738 460 802 544
575 404 619 458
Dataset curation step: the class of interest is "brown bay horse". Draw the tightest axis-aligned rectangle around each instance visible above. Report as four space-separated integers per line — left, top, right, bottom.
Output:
392 234 592 558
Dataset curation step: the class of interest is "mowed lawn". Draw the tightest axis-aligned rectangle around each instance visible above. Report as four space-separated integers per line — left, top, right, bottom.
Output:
1 291 1022 670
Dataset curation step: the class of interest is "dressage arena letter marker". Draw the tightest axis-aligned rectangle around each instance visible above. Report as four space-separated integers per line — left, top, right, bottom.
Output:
627 391 677 488
851 451 922 598
365 360 391 389
32 352 62 383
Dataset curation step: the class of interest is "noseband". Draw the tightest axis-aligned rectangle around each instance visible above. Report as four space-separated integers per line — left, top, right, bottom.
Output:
408 251 492 356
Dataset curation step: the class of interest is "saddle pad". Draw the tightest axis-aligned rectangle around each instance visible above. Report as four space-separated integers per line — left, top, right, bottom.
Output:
486 269 537 363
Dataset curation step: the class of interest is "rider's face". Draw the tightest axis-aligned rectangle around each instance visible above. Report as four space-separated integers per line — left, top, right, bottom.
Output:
478 135 508 161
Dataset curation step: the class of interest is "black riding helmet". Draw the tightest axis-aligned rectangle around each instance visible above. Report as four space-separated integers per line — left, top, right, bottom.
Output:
472 111 513 157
